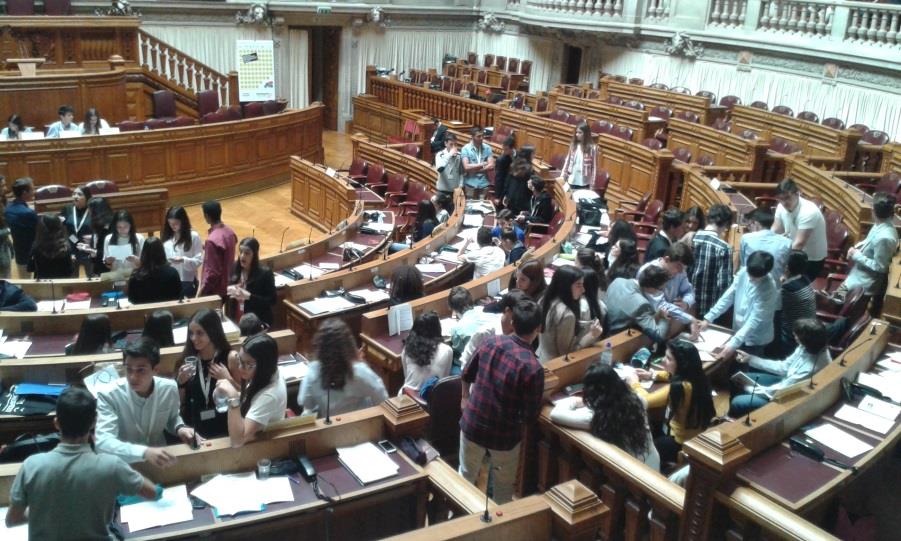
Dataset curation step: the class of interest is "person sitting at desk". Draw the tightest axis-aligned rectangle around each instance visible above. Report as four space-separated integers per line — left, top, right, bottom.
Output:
537 266 603 363
459 226 505 279
215 333 287 448
634 339 716 465
511 258 547 301
729 319 831 417
80 107 110 135
96 338 197 466
448 286 502 371
602 220 637 269
390 200 439 253
6 387 160 540
550 363 660 470
433 192 454 224
162 206 204 298
580 267 607 329
177 308 239 438
499 229 526 265
46 105 79 138
637 242 697 327
227 237 276 326
400 310 453 395
1 114 24 140
0 279 37 311
298 319 388 418
127 237 182 304
520 177 554 225
142 309 175 348
606 238 640 282
28 213 75 279
389 265 424 306
491 208 525 242
61 186 94 277
696 250 778 359
68 314 112 355
103 209 145 278
778 250 816 355
605 265 672 344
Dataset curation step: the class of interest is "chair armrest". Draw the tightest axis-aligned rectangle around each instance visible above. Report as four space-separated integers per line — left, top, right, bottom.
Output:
619 210 646 220
826 273 847 292
815 311 840 323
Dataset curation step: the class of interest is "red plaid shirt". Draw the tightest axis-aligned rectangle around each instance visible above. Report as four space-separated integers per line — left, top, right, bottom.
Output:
460 335 545 451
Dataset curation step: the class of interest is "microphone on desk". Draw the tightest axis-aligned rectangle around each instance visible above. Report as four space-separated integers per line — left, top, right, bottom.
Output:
113 282 122 310
49 279 57 314
481 448 493 523
324 380 334 425
189 389 200 451
279 227 290 253
743 376 760 427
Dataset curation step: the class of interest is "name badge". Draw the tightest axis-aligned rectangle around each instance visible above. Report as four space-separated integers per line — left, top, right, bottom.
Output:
200 409 216 421
69 234 79 244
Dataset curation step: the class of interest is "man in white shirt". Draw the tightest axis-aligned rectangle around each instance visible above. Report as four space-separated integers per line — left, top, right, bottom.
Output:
96 338 197 466
46 105 80 138
459 226 505 279
772 179 827 282
435 133 464 196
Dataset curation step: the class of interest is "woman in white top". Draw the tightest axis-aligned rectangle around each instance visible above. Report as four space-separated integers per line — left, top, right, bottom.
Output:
299 319 388 417
1 114 24 141
103 209 145 279
79 107 111 135
550 363 660 470
161 206 204 297
216 333 287 447
537 266 603 363
559 122 597 189
399 310 453 395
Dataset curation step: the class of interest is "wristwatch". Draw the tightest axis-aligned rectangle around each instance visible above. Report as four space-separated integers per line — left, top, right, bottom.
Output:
227 397 241 409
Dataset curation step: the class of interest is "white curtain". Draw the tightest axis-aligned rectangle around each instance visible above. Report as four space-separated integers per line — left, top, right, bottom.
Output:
142 24 309 108
581 47 901 140
471 31 564 93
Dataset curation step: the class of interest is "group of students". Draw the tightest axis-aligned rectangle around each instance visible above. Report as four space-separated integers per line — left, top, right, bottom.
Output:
1 106 110 141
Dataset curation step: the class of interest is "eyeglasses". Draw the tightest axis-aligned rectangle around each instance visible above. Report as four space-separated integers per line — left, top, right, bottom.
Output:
238 358 257 370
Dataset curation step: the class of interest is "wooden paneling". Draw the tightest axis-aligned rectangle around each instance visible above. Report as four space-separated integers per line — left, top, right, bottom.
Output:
597 77 727 125
352 134 438 191
667 117 771 181
290 158 357 232
351 94 405 144
496 108 574 160
34 188 168 234
546 91 666 143
0 105 325 203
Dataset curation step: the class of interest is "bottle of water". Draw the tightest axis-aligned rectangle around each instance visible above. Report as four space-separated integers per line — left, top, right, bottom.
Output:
599 341 613 366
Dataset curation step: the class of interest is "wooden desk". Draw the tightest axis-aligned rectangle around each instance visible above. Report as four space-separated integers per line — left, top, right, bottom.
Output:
0 105 324 203
667 118 771 182
33 187 168 234
351 94 406 143
290 159 361 232
677 163 755 251
881 252 901 327
546 90 666 143
598 77 727 126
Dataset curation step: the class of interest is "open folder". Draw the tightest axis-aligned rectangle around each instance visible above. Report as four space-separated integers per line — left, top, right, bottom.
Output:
337 442 399 485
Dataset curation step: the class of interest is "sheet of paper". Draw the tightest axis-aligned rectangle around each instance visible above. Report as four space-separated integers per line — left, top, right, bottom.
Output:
191 475 265 517
388 303 414 336
857 372 901 403
0 507 27 541
120 484 195 533
83 365 121 397
340 241 369 252
250 476 295 504
291 264 324 280
0 340 31 359
575 233 595 246
805 423 874 459
337 442 399 485
172 325 188 345
440 317 456 338
462 214 484 227
688 328 733 354
318 262 340 270
274 273 294 287
364 221 395 234
107 243 133 262
279 362 309 381
487 278 502 297
298 296 357 315
876 355 901 371
435 251 463 265
857 395 900 421
833 405 893 435
415 263 447 274
348 288 390 304
457 228 479 241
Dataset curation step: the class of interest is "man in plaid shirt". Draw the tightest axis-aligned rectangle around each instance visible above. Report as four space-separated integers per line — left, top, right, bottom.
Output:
459 298 544 503
690 204 735 318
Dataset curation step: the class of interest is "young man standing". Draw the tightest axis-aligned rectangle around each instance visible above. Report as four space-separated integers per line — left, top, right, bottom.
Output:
739 207 791 284
461 127 495 200
6 387 159 539
435 133 463 197
5 177 37 277
772 179 827 282
691 204 735 318
95 338 197 466
645 208 686 262
198 200 237 299
46 105 79 138
459 298 544 503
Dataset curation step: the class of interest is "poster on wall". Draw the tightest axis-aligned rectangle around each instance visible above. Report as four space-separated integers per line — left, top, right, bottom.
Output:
236 40 275 102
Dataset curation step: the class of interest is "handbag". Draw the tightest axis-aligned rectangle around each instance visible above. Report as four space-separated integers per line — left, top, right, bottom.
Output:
0 432 61 463
577 200 605 226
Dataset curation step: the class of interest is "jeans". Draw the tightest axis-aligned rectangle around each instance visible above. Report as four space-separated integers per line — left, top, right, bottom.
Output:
458 433 520 503
728 371 781 417
654 435 682 466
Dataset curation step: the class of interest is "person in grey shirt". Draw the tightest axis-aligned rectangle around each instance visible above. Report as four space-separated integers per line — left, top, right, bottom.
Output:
605 265 672 344
434 132 464 196
7 387 159 540
299 319 388 417
740 207 791 284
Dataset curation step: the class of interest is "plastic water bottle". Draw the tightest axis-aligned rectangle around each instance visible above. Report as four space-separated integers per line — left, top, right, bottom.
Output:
599 341 613 366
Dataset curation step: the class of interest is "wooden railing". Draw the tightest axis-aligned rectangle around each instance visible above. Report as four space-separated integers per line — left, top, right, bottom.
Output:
137 30 237 105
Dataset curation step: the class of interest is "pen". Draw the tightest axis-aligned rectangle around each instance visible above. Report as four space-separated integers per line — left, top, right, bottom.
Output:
288 474 300 485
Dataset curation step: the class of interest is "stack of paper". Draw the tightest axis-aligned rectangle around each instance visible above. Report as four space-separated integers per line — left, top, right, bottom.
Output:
857 372 901 403
291 264 324 280
834 405 894 435
298 296 356 315
278 361 309 381
337 442 399 485
415 263 446 274
804 424 873 459
120 485 195 533
36 299 91 312
274 273 294 287
364 222 395 234
462 214 484 228
190 473 294 517
0 341 31 359
349 288 390 303
340 241 369 252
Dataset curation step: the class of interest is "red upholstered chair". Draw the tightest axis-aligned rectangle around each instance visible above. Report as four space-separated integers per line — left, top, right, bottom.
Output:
593 170 611 196
828 313 872 357
611 126 634 141
197 90 219 118
400 143 421 159
649 106 672 119
623 100 645 111
144 118 168 129
862 130 890 145
848 124 869 134
5 0 35 15
526 206 564 248
821 117 846 130
117 120 145 132
484 54 495 67
698 155 716 166
520 60 532 77
500 75 510 91
818 287 867 324
675 110 701 123
262 100 280 115
616 192 651 218
628 78 644 85
670 86 692 95
772 105 794 117
535 97 548 112
750 101 769 110
495 56 507 71
476 70 487 84
641 138 663 150
408 69 419 83
85 180 118 195
672 148 692 163
825 220 851 260
35 184 72 201
858 172 901 195
152 90 177 119
166 117 195 128
44 0 71 15
548 110 570 123
606 96 624 106
696 90 717 102
371 172 406 197
200 112 225 125
546 154 567 176
590 119 613 135
440 78 452 92
398 182 430 216
565 115 583 126
797 111 819 123
823 209 843 226
648 83 669 90
467 52 478 65
364 163 386 187
446 64 458 78
628 199 664 236
243 102 264 118
719 95 741 109
507 58 520 73
345 158 368 183
712 118 732 132
222 106 242 121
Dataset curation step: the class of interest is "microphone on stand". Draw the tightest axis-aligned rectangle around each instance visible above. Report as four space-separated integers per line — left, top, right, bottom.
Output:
279 227 290 252
481 449 493 523
49 279 57 314
324 381 334 425
113 281 122 310
744 376 760 427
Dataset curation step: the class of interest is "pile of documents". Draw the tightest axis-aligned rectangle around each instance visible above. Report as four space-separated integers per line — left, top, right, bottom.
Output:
337 442 399 485
804 424 873 459
190 473 294 517
833 395 900 435
857 370 901 403
120 485 194 533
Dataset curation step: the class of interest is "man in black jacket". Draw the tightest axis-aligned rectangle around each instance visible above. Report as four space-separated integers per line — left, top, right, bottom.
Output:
522 177 554 225
0 280 37 311
645 208 686 263
429 118 447 153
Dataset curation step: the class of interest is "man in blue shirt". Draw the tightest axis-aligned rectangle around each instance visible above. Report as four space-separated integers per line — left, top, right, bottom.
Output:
5 177 38 276
46 105 79 138
740 207 791 283
460 127 494 200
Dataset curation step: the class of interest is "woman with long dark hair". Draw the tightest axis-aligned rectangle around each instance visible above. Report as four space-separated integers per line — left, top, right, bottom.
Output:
227 237 276 326
28 213 74 279
68 314 112 355
551 363 660 469
162 206 204 298
1 114 24 140
61 186 92 277
298 319 388 417
176 308 239 438
142 310 175 348
537 266 603 363
559 121 597 189
127 237 182 304
413 199 439 241
511 258 547 301
215 333 287 447
389 265 424 306
103 209 144 276
636 339 716 464
576 247 608 296
400 310 453 394
607 238 640 282
603 220 637 267
85 197 113 275
80 107 109 135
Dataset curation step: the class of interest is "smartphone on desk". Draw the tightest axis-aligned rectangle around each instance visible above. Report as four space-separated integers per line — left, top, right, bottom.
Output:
377 440 397 454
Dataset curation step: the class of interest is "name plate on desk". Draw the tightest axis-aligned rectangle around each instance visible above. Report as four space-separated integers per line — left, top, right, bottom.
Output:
99 127 121 136
20 131 45 141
